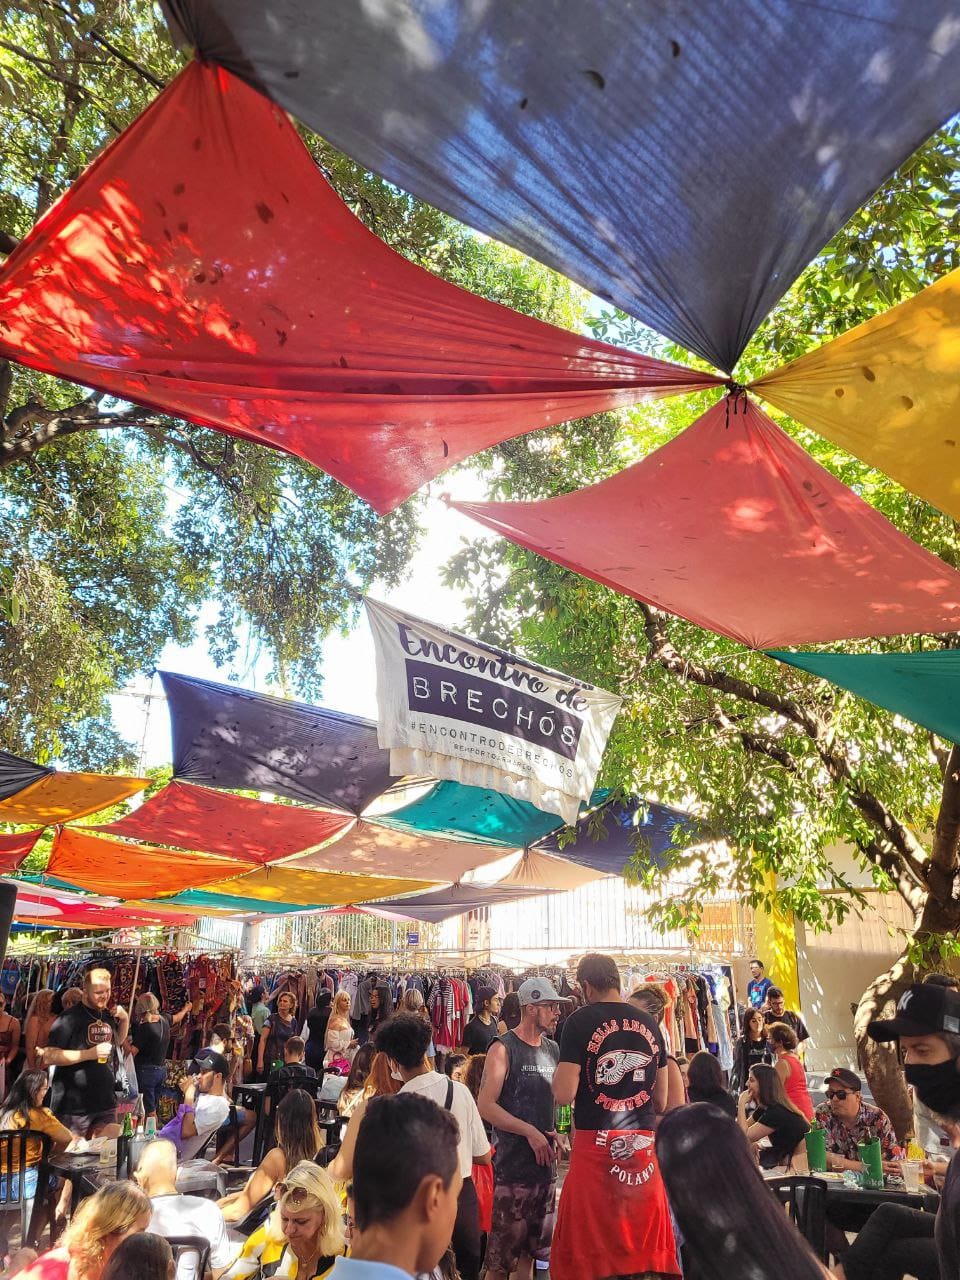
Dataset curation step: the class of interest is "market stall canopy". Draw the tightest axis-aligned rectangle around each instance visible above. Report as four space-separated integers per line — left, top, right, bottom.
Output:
453 398 960 649
367 881 560 924
0 768 149 824
767 648 960 747
46 827 245 899
7 878 196 930
374 779 599 848
753 266 960 522
94 780 354 864
538 797 701 875
0 750 51 801
162 0 960 373
161 670 399 814
191 864 442 908
0 829 44 873
289 821 512 882
0 60 718 513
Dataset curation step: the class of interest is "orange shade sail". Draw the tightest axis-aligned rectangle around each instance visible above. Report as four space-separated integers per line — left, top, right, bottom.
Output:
46 826 246 898
0 772 148 824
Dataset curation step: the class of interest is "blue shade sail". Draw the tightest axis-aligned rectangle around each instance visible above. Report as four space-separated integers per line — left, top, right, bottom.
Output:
151 888 321 915
163 0 960 372
537 798 700 875
160 671 398 815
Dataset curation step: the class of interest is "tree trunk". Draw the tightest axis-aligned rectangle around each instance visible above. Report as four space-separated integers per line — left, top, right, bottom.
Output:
854 951 915 1139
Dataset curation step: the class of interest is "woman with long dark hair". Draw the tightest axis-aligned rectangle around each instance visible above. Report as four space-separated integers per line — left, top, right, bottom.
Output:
731 1007 769 1093
219 1086 324 1222
657 1103 830 1280
738 1063 810 1168
337 1043 376 1121
367 984 394 1037
686 1051 736 1118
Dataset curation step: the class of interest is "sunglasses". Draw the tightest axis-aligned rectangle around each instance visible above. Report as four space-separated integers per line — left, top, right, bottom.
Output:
826 1089 852 1101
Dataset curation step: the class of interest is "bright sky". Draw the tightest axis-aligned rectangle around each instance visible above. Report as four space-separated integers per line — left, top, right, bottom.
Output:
109 480 493 770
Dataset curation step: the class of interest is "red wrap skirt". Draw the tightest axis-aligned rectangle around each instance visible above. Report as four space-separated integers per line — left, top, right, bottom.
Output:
551 1129 680 1280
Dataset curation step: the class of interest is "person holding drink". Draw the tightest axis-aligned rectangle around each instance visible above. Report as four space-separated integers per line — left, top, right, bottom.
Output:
44 967 128 1138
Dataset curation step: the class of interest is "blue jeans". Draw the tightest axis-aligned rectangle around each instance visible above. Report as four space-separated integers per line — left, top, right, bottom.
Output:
136 1063 167 1113
0 1168 39 1201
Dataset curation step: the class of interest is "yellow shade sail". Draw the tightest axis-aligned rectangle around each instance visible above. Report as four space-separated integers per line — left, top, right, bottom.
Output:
46 827 247 899
0 772 148 824
198 863 440 908
752 266 960 520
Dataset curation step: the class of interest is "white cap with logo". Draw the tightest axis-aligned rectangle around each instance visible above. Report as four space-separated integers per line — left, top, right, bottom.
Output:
517 977 571 1006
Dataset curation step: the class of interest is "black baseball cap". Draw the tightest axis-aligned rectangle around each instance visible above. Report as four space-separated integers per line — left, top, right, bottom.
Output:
824 1067 861 1092
188 1050 229 1078
868 983 960 1042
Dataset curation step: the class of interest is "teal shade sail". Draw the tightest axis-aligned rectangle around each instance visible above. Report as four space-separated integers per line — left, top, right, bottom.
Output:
767 649 960 744
375 780 609 849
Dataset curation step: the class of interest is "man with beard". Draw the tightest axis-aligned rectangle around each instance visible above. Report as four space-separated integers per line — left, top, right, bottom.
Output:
478 978 568 1280
854 982 960 1280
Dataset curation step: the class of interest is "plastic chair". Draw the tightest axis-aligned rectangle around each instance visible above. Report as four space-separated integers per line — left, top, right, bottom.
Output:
0 1129 53 1251
766 1174 828 1261
166 1234 211 1280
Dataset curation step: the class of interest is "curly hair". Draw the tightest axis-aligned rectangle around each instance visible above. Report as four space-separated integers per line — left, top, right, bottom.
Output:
628 982 670 1020
376 1012 432 1069
766 1021 798 1053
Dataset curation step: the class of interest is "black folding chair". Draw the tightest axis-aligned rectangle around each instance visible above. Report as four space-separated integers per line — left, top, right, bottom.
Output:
166 1234 211 1279
766 1174 828 1261
234 1194 274 1236
0 1129 53 1252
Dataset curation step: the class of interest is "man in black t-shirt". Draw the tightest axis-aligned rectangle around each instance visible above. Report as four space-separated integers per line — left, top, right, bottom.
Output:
550 954 678 1280
45 966 128 1137
461 986 502 1056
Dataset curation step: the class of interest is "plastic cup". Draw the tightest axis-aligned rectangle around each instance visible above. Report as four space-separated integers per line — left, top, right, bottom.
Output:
902 1159 922 1192
95 1042 111 1063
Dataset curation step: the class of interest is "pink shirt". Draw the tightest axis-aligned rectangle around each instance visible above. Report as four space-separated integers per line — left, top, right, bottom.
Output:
781 1053 814 1121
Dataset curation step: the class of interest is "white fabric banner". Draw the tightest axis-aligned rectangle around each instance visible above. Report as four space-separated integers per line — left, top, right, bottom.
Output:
365 598 622 824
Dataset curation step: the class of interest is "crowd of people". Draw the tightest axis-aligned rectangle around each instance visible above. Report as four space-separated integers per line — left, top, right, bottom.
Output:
0 956 959 1278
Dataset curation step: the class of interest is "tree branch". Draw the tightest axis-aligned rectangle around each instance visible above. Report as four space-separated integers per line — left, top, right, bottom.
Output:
632 600 932 898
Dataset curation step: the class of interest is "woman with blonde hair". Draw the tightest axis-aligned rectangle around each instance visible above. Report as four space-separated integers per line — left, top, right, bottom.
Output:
129 991 192 1123
400 988 435 1066
323 991 356 1068
224 1160 345 1279
18 1181 151 1280
24 989 56 1070
327 1051 402 1182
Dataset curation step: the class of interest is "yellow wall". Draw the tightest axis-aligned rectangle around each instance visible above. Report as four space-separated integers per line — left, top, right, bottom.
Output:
753 872 801 1012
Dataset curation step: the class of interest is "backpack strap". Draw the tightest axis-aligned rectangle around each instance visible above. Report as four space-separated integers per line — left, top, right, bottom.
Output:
444 1078 454 1111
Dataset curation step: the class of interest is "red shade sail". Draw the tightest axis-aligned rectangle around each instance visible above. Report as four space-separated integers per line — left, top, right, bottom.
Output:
8 878 196 930
454 398 960 649
94 779 353 864
0 829 44 873
0 60 718 513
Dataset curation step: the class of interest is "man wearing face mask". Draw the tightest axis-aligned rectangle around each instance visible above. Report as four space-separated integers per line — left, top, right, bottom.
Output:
868 981 960 1279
